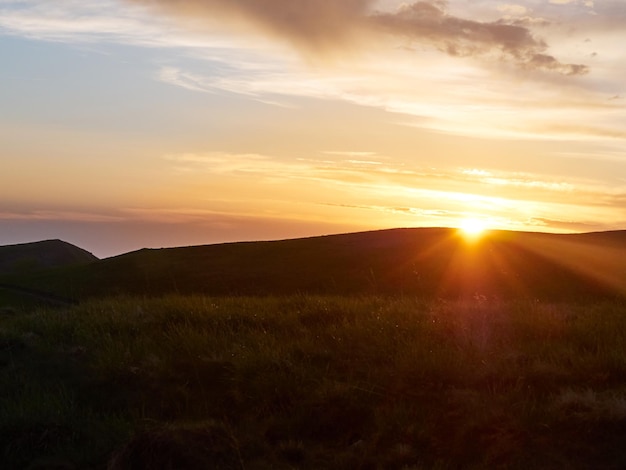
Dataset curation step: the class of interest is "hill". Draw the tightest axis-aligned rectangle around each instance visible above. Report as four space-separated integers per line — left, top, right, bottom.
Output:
0 239 98 275
0 239 98 307
4 228 626 301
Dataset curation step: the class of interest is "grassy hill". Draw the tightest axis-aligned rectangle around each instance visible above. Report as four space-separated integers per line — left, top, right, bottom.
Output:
2 228 625 302
0 240 98 308
0 239 97 275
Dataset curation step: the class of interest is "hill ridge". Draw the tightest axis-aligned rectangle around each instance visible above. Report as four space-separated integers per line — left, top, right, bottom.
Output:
0 238 98 276
2 227 624 302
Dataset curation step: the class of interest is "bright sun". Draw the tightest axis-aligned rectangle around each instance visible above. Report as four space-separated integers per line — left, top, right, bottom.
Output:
459 218 488 238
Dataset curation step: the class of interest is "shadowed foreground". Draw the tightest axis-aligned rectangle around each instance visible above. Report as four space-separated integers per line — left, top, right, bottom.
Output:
2 295 626 469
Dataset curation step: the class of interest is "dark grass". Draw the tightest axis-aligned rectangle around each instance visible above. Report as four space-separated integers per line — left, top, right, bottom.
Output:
0 289 35 312
2 295 626 468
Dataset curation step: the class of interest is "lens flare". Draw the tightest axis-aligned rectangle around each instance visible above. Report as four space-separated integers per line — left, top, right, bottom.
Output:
459 218 488 238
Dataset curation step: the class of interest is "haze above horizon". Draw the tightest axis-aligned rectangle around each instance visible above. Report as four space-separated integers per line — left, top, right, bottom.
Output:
1 0 625 258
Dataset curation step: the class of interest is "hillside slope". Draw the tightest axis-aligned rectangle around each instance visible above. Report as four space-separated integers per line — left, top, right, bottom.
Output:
0 239 98 275
0 239 98 307
5 228 626 301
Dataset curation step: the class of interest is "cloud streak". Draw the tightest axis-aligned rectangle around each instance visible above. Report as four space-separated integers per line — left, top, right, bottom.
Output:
161 151 622 210
126 0 588 74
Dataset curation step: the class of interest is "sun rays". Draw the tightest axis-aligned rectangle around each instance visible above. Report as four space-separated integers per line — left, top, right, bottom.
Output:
459 218 489 240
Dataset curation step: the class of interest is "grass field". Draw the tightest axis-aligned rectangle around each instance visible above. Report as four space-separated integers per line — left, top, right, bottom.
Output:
2 295 626 469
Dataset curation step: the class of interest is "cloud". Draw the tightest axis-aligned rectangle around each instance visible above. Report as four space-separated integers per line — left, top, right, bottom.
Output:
375 2 587 75
157 66 214 93
0 2 149 42
126 0 373 53
125 0 588 74
497 4 529 16
0 209 125 223
161 151 617 211
528 217 613 232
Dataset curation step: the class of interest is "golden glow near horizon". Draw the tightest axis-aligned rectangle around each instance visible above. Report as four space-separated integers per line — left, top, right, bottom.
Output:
459 218 488 240
1 0 625 257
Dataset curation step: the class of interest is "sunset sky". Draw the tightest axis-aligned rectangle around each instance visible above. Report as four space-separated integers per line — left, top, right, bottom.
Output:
1 0 625 257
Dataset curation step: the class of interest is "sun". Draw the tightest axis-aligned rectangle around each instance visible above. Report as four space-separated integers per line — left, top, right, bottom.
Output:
459 218 488 239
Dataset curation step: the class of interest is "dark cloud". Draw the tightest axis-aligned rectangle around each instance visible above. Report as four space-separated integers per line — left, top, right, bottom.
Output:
370 2 587 75
527 53 588 76
128 0 373 51
127 0 588 74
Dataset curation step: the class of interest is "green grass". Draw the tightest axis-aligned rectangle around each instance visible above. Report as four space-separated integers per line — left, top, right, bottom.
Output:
2 295 626 468
0 288 47 312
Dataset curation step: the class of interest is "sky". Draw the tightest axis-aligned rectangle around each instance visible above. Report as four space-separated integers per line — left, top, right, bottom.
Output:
1 0 625 258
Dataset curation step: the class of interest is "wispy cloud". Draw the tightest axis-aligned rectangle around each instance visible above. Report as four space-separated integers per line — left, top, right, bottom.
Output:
0 1 254 49
157 66 214 93
161 151 626 221
0 209 125 223
460 168 577 192
528 217 610 232
322 150 379 159
0 1 151 43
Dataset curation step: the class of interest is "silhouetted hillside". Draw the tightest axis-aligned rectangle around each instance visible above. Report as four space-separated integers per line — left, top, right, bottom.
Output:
5 228 625 301
0 239 98 275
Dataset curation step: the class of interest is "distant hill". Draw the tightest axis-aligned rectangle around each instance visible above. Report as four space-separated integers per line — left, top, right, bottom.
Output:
0 240 98 307
0 239 98 275
3 228 625 302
